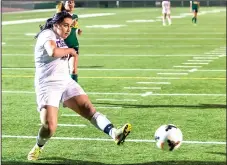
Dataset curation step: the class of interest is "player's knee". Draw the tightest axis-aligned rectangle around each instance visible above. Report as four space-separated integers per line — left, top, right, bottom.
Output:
40 108 57 134
81 99 96 120
47 121 57 135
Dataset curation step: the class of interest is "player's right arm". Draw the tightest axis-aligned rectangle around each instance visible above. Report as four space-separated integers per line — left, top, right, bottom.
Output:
190 1 192 12
44 40 77 58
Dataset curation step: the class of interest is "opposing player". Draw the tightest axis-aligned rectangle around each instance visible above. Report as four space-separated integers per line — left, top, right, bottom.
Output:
56 0 81 82
162 0 171 26
27 11 132 161
190 1 200 24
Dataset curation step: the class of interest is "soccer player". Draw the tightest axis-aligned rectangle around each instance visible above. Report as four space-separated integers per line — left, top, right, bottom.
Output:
27 11 132 161
162 0 171 26
56 0 81 82
190 1 200 24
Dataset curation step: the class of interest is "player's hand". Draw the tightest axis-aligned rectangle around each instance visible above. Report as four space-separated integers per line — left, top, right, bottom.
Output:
70 48 78 57
78 29 82 35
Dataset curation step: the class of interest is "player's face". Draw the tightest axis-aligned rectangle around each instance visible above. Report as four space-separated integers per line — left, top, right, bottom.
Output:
55 17 73 39
64 0 75 11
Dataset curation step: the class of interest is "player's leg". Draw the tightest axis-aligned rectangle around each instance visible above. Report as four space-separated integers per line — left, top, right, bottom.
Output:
163 13 167 26
28 90 62 160
62 81 132 145
192 10 196 23
167 13 171 25
194 10 198 24
27 106 58 160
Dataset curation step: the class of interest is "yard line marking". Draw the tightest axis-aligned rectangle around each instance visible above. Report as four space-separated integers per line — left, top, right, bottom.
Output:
136 82 171 84
38 124 86 127
2 90 225 96
157 73 188 75
2 53 222 57
124 87 161 90
2 68 226 72
182 63 209 65
193 57 219 59
96 99 137 102
173 66 202 68
141 92 153 97
3 37 225 40
61 114 80 117
187 60 213 62
2 135 226 145
2 44 222 48
2 13 116 25
3 75 225 80
189 68 198 72
2 42 6 45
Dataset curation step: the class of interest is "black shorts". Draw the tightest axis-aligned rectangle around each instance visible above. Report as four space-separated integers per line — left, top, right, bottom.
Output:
193 9 198 13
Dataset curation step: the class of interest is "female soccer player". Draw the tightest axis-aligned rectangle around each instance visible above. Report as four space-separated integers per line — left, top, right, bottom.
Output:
27 11 131 161
162 0 171 26
56 0 81 82
190 1 200 24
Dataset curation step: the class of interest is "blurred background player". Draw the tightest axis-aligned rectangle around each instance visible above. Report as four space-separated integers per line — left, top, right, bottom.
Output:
190 1 200 24
162 0 171 26
56 0 81 82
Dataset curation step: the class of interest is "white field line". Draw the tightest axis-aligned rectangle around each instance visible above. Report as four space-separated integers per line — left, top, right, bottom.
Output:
95 106 122 109
96 99 137 102
2 44 221 48
38 124 86 127
187 60 213 62
3 37 225 40
124 87 161 90
2 13 116 25
2 53 222 57
61 114 80 117
189 69 198 72
2 135 226 145
182 63 209 65
3 8 59 14
2 90 225 96
2 68 226 72
193 57 219 60
136 82 171 84
141 92 153 97
2 32 225 35
2 42 6 45
157 73 188 75
173 66 202 68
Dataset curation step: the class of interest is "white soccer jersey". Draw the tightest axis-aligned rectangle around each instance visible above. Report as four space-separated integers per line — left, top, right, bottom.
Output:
162 1 171 14
34 29 70 87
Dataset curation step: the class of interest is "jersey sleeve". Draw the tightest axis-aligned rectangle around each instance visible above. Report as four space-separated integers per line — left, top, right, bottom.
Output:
38 30 56 47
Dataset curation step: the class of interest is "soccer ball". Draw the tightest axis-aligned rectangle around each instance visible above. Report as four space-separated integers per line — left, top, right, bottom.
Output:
154 124 183 151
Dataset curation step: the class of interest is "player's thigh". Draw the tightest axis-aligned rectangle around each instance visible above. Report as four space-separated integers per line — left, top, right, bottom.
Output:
64 95 96 120
62 80 95 120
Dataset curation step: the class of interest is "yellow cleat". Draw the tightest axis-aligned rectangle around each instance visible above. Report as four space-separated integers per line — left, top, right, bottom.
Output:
27 144 43 160
115 123 132 145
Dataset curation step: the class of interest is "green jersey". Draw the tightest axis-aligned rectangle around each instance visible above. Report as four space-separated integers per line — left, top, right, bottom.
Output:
64 14 79 48
191 1 199 10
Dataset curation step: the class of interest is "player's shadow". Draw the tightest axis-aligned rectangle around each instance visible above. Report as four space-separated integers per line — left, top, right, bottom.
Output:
2 159 226 165
93 102 227 109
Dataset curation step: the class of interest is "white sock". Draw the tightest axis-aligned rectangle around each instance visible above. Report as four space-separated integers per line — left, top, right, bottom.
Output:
167 17 171 25
90 112 116 139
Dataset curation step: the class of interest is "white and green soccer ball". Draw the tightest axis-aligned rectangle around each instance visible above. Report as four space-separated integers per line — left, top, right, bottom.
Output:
154 124 183 151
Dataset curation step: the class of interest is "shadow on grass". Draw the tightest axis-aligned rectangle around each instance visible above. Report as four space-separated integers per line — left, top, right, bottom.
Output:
2 159 226 165
93 102 227 109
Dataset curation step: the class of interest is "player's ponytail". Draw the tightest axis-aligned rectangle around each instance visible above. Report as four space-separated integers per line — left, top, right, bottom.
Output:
56 1 66 13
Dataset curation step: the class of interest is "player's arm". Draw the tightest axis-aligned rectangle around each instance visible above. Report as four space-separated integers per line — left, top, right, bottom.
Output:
44 40 77 58
190 1 192 12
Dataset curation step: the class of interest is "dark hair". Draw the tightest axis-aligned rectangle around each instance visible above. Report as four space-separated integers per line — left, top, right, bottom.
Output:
35 11 72 39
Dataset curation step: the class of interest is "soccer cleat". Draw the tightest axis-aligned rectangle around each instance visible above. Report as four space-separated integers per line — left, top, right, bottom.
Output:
114 123 132 145
27 144 43 160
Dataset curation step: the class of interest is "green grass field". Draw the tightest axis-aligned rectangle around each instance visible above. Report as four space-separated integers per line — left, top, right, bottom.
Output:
2 7 226 165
